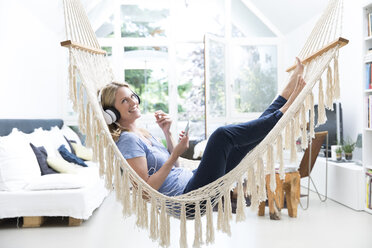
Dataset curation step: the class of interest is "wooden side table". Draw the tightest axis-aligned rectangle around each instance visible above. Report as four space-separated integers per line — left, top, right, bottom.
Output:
258 171 300 220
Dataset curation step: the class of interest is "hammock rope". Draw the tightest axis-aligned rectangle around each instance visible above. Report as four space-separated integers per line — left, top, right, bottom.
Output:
60 0 348 247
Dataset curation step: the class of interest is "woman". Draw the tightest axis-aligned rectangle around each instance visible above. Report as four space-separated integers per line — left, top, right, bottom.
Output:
99 58 305 197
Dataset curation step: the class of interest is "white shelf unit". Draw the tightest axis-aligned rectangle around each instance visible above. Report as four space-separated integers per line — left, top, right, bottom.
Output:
363 3 372 214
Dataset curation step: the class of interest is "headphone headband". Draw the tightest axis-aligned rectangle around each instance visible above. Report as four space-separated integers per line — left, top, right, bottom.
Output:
98 84 141 125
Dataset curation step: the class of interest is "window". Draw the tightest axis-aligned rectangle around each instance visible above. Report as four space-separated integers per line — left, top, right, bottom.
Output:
120 4 169 38
176 43 205 138
125 68 169 115
94 0 280 139
231 45 277 114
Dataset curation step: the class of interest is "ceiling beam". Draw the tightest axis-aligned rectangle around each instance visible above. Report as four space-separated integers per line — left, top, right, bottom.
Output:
240 0 283 38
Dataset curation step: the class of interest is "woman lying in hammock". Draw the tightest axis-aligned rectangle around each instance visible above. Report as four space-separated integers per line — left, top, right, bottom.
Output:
99 58 305 197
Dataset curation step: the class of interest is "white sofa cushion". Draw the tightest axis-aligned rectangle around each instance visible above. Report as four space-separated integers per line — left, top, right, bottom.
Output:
24 174 83 190
27 126 71 158
47 157 79 174
61 124 82 145
0 129 41 191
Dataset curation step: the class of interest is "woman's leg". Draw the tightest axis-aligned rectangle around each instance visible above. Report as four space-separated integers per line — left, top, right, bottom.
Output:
183 75 306 194
261 57 303 118
260 95 287 118
224 95 287 173
183 110 283 193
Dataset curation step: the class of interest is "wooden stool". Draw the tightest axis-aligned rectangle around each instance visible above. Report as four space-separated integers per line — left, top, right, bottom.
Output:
258 171 300 220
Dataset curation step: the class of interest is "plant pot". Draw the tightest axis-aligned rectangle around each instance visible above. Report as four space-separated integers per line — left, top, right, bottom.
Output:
345 153 353 161
336 153 342 161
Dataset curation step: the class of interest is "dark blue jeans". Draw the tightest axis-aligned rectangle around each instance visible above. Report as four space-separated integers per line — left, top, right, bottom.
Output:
183 95 287 194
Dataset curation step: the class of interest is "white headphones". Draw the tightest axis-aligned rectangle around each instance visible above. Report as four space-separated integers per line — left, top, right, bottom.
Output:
98 88 121 125
98 86 141 125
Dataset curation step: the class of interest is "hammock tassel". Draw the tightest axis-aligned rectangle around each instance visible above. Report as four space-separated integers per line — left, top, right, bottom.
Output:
248 165 259 212
136 185 144 228
305 94 311 112
318 78 327 125
193 201 203 248
136 187 148 230
149 197 159 241
309 93 315 139
206 198 215 245
276 134 285 180
142 197 149 229
166 215 170 247
85 103 92 148
180 203 188 248
301 104 308 150
92 123 99 163
334 55 340 100
68 61 78 111
98 133 105 177
217 197 223 231
121 169 131 216
236 178 246 222
105 144 113 190
159 200 169 247
284 124 291 150
78 86 86 134
267 145 276 193
257 158 266 202
326 65 334 110
132 186 137 213
290 119 297 163
114 158 121 201
294 112 300 139
222 191 231 236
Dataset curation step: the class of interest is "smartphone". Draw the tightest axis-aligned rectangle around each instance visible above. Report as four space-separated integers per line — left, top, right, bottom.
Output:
184 121 190 136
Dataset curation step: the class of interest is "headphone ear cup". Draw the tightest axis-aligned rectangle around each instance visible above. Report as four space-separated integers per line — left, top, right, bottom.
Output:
103 107 121 125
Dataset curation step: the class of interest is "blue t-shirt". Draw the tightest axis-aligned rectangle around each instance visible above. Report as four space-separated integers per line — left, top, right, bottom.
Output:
116 131 193 196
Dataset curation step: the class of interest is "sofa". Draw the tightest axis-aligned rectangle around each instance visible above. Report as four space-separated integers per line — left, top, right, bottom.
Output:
0 119 109 227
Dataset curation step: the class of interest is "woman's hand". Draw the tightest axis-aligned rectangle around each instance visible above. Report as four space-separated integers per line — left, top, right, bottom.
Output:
155 110 172 134
171 134 189 159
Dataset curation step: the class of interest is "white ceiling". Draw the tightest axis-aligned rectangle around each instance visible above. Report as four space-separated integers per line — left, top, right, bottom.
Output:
248 0 329 34
82 0 331 35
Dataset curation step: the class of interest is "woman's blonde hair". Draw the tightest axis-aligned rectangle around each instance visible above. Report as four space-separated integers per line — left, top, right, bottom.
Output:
99 81 149 141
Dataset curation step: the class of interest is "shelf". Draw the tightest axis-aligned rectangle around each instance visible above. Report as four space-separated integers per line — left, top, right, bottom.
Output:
365 128 372 131
365 36 372 41
364 89 372 93
365 164 372 170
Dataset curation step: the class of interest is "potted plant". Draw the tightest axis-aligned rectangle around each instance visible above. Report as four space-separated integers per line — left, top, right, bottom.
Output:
342 138 356 161
335 147 343 161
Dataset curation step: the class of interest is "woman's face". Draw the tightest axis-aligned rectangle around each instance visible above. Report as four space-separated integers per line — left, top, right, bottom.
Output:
114 86 141 123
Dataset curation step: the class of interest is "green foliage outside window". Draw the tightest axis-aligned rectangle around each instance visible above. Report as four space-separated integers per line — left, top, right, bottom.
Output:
125 69 169 114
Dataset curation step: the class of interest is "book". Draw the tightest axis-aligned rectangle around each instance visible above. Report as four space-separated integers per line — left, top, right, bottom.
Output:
369 13 372 37
370 177 372 209
368 177 370 208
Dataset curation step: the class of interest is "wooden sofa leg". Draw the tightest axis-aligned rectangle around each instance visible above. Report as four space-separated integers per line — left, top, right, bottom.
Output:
23 216 44 227
69 217 83 226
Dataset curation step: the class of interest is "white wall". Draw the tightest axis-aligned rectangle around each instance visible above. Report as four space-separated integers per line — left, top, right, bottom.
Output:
283 0 364 142
0 1 69 119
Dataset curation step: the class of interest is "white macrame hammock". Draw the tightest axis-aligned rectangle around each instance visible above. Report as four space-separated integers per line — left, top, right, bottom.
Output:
60 0 348 247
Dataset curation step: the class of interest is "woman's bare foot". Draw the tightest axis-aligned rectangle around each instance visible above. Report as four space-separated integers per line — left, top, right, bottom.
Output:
281 57 304 100
280 76 306 114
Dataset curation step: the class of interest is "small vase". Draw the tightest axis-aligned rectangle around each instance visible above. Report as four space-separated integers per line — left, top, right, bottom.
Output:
345 153 353 161
336 153 342 161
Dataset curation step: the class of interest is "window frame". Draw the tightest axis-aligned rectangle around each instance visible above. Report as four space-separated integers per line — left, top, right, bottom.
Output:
95 0 284 138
